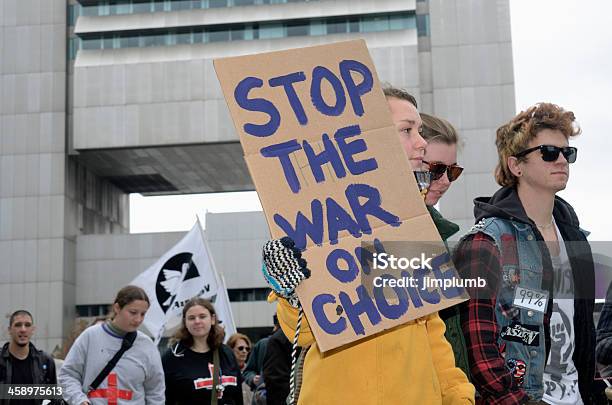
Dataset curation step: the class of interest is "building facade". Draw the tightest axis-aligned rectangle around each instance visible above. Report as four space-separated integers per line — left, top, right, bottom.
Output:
0 0 514 350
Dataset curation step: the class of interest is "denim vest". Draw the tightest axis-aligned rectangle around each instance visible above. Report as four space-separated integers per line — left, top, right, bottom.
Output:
467 217 548 400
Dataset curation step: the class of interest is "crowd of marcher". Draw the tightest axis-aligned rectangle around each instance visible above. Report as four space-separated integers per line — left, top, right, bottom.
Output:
2 85 611 405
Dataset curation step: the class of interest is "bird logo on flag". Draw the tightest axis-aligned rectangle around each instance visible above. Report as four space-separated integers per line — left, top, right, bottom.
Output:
155 252 200 313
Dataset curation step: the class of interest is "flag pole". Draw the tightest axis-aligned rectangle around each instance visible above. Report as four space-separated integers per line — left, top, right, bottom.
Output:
196 214 237 337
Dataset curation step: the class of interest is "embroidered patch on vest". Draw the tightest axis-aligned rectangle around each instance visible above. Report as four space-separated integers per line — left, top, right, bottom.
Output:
500 322 540 346
506 358 527 386
502 267 520 284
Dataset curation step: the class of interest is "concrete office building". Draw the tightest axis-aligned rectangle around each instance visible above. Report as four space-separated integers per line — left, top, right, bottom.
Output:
0 0 515 350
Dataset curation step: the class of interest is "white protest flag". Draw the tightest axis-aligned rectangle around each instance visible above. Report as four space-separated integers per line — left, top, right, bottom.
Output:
130 219 236 341
211 271 237 339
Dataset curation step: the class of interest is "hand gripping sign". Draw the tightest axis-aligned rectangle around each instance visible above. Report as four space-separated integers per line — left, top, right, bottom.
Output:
214 40 468 352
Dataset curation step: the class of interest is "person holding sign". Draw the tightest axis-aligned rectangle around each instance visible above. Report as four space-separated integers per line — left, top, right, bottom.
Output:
454 103 606 404
262 87 475 405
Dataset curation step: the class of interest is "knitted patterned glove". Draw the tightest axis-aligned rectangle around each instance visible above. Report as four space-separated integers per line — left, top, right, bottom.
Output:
262 237 311 307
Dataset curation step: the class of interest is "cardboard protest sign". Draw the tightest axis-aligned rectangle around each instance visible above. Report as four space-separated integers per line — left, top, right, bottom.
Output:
214 40 468 352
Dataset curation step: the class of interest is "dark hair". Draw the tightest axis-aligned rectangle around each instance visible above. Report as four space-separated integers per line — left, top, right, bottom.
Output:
9 310 33 326
172 298 224 351
114 285 149 307
227 333 252 351
112 285 149 319
382 85 418 108
420 113 459 145
495 102 580 187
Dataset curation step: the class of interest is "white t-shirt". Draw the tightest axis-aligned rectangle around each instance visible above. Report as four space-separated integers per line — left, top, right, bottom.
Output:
542 223 583 405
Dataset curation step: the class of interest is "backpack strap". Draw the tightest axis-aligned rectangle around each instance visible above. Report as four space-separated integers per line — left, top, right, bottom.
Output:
88 331 137 392
211 348 220 405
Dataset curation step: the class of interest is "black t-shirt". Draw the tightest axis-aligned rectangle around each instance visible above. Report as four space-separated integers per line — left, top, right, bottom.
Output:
10 353 37 405
162 343 243 405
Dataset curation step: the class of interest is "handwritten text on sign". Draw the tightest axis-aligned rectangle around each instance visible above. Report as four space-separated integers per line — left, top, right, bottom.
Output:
215 41 464 351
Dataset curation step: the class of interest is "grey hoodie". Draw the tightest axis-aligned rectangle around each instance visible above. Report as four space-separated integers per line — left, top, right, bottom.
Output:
58 323 165 405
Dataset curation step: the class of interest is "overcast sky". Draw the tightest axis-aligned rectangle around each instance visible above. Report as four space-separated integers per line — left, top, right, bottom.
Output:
130 0 612 241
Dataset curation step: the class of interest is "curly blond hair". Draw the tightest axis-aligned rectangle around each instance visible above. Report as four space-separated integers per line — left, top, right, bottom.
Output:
495 103 580 187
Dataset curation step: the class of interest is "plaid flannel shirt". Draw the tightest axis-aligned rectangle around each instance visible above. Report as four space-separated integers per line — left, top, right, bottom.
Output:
455 233 546 405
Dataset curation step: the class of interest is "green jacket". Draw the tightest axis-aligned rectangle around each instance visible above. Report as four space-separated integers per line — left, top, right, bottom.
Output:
427 205 460 242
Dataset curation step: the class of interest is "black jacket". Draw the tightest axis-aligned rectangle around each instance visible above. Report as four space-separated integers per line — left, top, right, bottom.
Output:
262 329 300 405
0 342 57 404
472 186 605 404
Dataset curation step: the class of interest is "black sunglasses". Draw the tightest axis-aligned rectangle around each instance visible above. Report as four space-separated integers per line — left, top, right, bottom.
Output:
236 345 250 352
422 160 464 182
514 145 577 163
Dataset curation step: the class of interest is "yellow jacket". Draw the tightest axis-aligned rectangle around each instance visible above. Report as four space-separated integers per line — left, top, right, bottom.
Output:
272 293 475 405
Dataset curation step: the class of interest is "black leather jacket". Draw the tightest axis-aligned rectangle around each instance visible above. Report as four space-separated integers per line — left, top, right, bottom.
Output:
0 342 57 404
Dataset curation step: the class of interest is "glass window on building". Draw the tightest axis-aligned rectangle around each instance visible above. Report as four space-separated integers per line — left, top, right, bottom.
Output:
208 27 230 42
208 0 229 8
141 33 169 47
68 37 80 60
234 0 256 6
348 17 360 33
326 17 348 34
120 36 139 48
416 14 430 36
102 37 115 49
286 19 309 37
259 22 283 39
391 14 416 30
227 288 270 302
82 4 100 17
133 1 153 14
309 19 325 36
242 24 255 40
110 1 132 15
68 4 80 26
82 38 102 50
176 31 192 44
230 27 246 41
170 0 194 11
153 0 166 11
193 31 205 43
361 15 390 33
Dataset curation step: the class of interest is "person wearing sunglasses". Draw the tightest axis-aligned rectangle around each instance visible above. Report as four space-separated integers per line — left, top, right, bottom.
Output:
228 333 252 372
420 113 464 236
259 86 475 405
453 103 605 404
228 333 255 404
418 112 474 384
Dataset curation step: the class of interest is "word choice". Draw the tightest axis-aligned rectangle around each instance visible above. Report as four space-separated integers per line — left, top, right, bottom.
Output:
373 253 434 270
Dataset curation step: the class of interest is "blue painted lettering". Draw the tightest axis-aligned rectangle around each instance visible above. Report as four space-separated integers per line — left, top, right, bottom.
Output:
310 66 346 117
339 60 373 117
338 285 382 335
260 140 303 193
269 71 308 126
312 294 346 335
234 76 281 137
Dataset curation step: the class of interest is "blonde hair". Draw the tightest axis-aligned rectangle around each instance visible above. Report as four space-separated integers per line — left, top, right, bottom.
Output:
495 103 580 187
